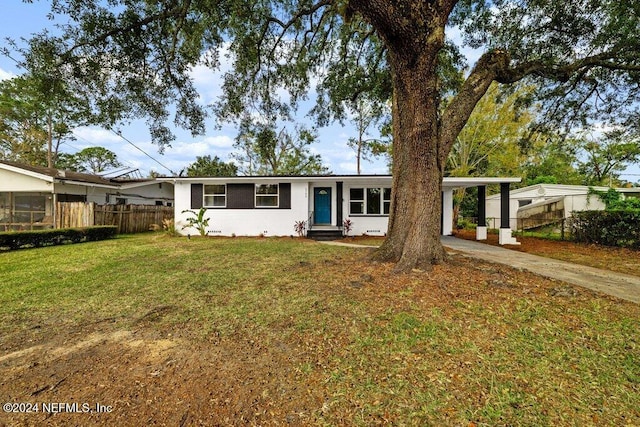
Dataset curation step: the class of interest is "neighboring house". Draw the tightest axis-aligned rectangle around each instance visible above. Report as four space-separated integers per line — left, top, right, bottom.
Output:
0 160 174 230
163 175 521 244
486 183 640 231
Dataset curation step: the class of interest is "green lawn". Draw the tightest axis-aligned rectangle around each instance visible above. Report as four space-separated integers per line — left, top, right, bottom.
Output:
1 234 639 425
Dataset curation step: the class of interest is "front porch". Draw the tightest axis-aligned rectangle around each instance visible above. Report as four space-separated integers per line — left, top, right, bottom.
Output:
305 181 346 241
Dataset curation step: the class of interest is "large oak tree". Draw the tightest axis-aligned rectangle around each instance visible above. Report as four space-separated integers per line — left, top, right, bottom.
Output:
12 0 640 270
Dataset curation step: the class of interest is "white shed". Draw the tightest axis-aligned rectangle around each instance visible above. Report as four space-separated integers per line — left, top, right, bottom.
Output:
486 183 640 231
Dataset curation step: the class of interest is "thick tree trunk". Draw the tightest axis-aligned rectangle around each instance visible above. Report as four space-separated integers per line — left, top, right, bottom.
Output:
374 54 448 271
350 0 504 272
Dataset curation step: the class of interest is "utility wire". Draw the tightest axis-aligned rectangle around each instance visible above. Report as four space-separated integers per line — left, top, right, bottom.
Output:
68 128 175 177
109 129 176 176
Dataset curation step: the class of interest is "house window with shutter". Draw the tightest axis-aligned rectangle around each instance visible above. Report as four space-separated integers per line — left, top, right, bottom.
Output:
204 184 226 208
255 184 279 207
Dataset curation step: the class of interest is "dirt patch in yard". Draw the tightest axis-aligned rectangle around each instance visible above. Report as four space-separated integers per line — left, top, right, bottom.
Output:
1 322 323 426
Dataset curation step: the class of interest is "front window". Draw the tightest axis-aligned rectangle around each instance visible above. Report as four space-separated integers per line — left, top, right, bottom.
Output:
367 188 381 214
204 184 226 207
350 188 364 214
383 188 391 214
256 184 279 207
349 187 391 215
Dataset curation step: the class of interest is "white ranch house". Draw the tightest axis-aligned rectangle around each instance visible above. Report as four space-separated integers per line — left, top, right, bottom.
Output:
165 175 521 244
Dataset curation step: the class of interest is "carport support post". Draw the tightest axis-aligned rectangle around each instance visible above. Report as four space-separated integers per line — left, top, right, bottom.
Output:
499 182 520 245
442 189 454 236
476 185 487 240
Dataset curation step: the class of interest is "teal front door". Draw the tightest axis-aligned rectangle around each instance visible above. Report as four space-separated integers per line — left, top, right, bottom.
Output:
314 187 331 224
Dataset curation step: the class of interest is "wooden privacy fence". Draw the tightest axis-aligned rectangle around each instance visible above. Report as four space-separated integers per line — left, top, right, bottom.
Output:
56 202 174 234
56 202 94 229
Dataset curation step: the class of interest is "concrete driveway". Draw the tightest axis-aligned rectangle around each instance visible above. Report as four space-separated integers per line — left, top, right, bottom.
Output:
441 236 640 304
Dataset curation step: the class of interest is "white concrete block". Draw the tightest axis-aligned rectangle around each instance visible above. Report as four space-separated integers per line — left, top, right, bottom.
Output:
476 226 487 241
499 228 520 245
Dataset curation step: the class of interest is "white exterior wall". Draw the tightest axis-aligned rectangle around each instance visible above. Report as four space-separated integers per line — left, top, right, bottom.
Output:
0 169 52 192
487 188 610 230
174 180 309 237
170 176 519 237
486 198 520 230
54 182 112 203
346 216 388 236
109 182 174 205
442 189 454 235
342 178 391 236
52 181 174 205
563 194 605 216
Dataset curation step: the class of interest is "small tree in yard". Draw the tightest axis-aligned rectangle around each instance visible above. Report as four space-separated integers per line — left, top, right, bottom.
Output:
181 208 210 237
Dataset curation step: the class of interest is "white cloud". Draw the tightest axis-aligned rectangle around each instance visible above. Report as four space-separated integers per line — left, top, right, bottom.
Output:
190 64 224 105
73 126 123 143
338 162 357 173
189 45 233 104
202 135 234 148
0 68 14 81
165 136 234 157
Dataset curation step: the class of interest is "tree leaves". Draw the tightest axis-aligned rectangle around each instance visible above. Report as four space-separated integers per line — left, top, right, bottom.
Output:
185 155 238 177
0 74 91 167
576 130 640 185
232 121 329 175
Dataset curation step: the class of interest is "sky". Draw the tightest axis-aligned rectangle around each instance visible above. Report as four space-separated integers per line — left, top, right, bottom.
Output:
1 1 638 183
0 1 389 177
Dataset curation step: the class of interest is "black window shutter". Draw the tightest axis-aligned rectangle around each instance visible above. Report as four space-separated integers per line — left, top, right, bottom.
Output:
336 181 343 224
227 183 255 209
279 183 291 209
191 184 203 209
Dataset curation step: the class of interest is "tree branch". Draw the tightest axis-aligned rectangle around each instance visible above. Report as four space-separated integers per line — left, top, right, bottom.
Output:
495 51 640 85
61 6 187 60
440 50 510 157
441 46 640 158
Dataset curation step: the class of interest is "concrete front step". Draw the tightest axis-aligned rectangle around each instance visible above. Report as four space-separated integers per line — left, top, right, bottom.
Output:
307 228 344 241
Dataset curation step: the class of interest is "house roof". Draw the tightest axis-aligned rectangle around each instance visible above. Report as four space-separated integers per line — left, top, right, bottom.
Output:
158 175 521 189
486 183 640 199
518 195 564 212
0 160 164 189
